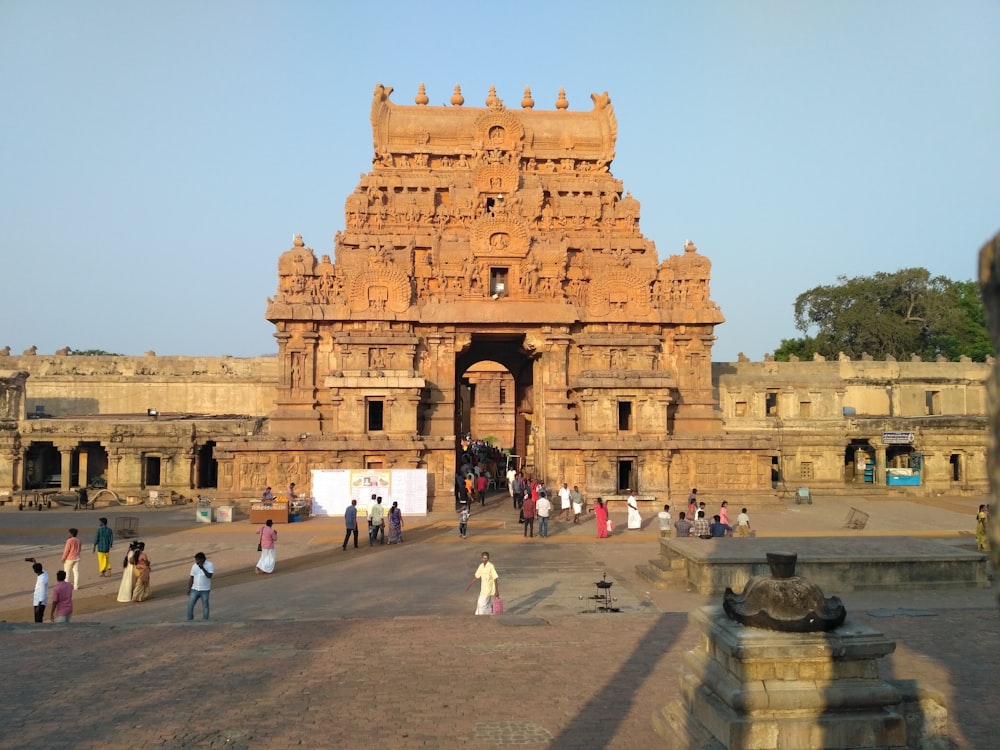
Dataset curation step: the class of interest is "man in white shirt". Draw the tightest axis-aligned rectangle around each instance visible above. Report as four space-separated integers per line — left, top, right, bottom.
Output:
187 552 215 621
536 492 552 538
31 562 49 623
465 551 500 615
557 482 572 521
657 504 672 537
368 496 385 545
736 507 752 537
506 466 517 501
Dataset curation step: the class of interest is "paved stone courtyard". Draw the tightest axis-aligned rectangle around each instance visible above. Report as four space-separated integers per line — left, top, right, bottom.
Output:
0 492 995 749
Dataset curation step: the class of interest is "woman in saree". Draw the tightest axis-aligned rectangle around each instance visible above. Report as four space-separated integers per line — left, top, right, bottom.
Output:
976 504 989 552
387 501 404 544
117 541 137 603
256 519 277 574
131 542 152 602
595 497 609 539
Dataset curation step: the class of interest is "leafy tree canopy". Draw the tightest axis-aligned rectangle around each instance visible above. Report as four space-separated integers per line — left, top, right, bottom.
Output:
773 268 994 362
68 348 122 356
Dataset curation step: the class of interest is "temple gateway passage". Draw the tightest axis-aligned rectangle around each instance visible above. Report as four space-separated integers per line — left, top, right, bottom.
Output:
217 83 775 507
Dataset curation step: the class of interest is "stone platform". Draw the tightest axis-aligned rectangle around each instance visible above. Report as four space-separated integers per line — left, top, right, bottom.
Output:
637 537 990 595
652 606 949 749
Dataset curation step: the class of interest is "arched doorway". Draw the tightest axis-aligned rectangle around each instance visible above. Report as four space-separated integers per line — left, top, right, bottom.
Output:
455 335 535 474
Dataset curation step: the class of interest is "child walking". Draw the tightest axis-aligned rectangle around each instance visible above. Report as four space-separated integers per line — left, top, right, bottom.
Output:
458 501 470 538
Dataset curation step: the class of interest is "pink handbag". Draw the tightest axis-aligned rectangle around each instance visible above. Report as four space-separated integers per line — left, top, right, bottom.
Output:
492 597 504 615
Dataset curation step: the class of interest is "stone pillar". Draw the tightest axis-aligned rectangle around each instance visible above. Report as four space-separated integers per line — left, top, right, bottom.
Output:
77 450 89 489
59 447 73 491
109 452 123 491
874 446 886 485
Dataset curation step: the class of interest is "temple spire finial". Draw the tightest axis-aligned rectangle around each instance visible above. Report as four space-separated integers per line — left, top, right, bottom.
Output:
414 82 429 106
486 85 502 109
555 87 569 110
450 84 464 107
521 86 535 109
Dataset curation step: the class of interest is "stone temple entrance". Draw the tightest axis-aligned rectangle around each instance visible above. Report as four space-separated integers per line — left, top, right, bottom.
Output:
456 334 533 471
212 83 775 508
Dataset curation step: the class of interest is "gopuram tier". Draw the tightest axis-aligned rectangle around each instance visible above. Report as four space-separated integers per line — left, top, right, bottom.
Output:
217 83 775 506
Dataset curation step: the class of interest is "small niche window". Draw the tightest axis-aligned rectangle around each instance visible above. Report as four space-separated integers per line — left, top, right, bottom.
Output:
367 399 384 432
765 390 779 417
734 401 747 417
925 390 941 415
499 386 507 405
618 401 633 432
799 401 811 418
799 461 814 480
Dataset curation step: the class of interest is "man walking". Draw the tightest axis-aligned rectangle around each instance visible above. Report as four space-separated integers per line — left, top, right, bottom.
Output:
536 491 552 538
368 496 385 545
31 561 49 623
521 493 536 538
511 472 524 510
50 570 74 623
506 465 517 502
570 485 585 523
62 527 82 590
343 499 359 550
465 551 500 615
558 482 572 521
736 507 752 537
93 517 114 577
187 552 214 621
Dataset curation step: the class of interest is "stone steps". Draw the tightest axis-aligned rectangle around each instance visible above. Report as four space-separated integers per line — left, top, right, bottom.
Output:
635 554 688 589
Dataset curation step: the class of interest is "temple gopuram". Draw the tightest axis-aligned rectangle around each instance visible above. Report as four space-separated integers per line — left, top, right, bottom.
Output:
217 83 776 506
5 85 985 508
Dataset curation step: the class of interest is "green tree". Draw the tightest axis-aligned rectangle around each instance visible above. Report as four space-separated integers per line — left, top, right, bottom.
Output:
69 348 122 356
774 268 994 361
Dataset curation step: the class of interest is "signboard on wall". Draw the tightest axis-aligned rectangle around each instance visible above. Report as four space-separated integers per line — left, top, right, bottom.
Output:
310 468 428 516
882 432 915 445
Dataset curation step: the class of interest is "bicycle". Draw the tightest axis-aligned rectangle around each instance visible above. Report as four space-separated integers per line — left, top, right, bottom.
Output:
147 490 167 508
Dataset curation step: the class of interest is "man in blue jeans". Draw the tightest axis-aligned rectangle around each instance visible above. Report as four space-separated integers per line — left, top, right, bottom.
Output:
187 552 214 620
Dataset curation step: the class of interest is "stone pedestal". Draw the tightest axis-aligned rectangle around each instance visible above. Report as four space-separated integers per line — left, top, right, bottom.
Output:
653 606 948 749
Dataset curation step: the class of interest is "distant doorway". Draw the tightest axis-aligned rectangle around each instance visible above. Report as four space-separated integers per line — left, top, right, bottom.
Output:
617 458 636 492
197 442 218 488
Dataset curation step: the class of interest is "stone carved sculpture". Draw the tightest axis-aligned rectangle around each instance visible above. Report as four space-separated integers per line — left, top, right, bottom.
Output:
723 552 847 632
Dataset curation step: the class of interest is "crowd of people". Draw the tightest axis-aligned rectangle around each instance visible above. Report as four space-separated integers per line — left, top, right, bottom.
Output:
27 517 215 623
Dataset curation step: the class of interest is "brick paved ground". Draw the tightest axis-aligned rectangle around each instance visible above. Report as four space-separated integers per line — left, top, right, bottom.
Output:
0 491 995 749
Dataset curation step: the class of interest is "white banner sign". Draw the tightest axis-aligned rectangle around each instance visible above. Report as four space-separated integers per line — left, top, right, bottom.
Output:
311 468 428 516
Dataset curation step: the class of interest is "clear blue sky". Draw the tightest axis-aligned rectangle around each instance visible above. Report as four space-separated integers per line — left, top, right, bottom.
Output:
2 1 997 361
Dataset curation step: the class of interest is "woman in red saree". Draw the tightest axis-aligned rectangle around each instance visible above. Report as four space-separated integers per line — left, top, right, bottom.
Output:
594 498 609 539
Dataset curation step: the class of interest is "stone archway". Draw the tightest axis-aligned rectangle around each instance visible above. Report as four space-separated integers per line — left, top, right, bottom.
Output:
455 335 536 471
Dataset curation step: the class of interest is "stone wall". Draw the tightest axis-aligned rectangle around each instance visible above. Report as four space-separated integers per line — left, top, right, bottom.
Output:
0 354 276 417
